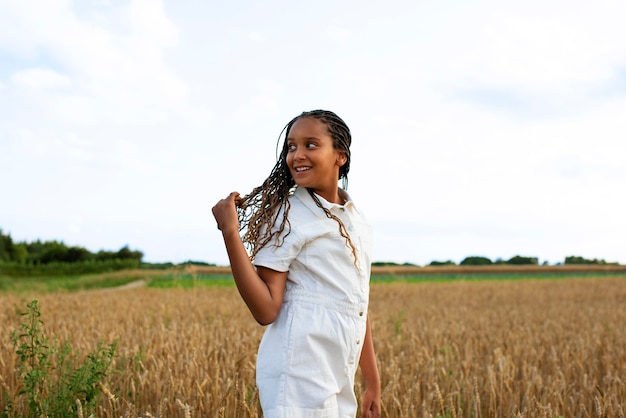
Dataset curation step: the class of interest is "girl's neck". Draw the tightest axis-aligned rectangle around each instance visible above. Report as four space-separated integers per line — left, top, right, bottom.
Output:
309 187 347 206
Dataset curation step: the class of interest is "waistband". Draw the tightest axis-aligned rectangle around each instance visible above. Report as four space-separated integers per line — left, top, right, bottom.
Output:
283 288 367 318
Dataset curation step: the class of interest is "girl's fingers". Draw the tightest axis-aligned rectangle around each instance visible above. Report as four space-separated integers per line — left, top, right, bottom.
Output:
226 192 240 205
225 191 243 208
212 192 241 231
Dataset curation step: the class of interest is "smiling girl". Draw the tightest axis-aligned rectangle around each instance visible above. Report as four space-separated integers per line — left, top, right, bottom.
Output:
212 110 381 418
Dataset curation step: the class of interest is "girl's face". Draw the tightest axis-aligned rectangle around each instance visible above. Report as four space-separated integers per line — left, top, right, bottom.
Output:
285 117 347 204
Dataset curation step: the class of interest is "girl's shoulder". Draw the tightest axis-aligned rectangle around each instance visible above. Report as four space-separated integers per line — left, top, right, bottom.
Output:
263 188 318 234
287 187 332 220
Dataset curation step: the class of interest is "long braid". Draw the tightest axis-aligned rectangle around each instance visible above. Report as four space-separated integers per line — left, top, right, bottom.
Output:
306 189 359 269
237 110 358 265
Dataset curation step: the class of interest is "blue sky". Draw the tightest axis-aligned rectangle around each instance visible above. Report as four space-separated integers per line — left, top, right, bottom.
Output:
1 0 625 265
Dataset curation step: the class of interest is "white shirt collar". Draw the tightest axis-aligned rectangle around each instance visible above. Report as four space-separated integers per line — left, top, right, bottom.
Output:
293 186 357 213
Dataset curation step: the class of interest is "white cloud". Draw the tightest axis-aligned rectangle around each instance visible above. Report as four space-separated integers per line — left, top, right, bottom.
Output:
326 26 352 42
388 1 626 114
125 0 178 45
10 68 71 90
456 15 600 90
0 0 197 127
246 31 266 43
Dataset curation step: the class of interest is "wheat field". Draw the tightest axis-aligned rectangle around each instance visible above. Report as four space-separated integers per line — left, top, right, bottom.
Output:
1 276 625 417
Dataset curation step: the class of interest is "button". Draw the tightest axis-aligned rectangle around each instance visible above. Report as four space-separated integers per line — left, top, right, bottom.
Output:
359 311 364 316
356 339 361 345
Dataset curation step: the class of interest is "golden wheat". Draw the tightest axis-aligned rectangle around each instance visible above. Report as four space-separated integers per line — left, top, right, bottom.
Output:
1 277 624 417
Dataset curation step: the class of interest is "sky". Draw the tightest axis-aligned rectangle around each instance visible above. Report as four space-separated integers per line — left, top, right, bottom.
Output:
1 0 625 266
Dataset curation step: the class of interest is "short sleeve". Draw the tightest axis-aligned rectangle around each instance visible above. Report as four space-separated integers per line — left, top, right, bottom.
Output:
253 223 305 272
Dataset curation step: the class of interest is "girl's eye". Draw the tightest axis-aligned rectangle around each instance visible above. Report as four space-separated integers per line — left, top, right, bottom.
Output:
287 142 317 151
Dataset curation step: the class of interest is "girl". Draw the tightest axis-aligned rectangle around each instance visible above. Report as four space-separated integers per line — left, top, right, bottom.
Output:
212 110 381 418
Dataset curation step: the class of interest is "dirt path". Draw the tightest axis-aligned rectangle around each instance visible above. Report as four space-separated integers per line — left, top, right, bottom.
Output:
94 279 147 292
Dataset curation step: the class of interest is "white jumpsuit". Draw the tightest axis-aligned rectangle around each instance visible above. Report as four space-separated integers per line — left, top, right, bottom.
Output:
253 186 373 418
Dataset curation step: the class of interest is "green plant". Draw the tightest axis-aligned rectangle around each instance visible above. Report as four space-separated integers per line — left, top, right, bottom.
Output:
9 299 50 416
8 299 118 417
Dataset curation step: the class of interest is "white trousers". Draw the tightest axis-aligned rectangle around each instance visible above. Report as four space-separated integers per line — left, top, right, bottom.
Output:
256 295 367 418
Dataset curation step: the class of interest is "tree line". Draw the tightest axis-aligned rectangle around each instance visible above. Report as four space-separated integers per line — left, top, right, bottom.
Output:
375 254 617 267
0 229 143 265
452 255 614 265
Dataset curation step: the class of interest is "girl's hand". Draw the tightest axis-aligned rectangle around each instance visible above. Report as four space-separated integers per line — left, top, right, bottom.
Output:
360 387 381 418
212 192 242 234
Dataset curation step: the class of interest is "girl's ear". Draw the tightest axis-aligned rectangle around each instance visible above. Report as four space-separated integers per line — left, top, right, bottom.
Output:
336 151 347 167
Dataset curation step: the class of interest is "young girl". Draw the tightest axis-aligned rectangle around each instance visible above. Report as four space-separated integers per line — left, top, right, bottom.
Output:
212 110 381 418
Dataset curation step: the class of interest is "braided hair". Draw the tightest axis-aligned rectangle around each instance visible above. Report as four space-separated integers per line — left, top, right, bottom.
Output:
237 110 358 265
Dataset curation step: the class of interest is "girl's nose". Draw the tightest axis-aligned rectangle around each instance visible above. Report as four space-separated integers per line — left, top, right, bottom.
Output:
294 148 306 160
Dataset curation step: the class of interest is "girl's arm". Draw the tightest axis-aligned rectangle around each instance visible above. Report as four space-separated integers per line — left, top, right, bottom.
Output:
359 317 381 418
212 192 287 325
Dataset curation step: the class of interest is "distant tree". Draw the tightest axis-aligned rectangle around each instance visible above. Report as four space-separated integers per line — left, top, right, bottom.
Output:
506 255 538 265
564 255 606 265
0 229 14 262
428 260 456 266
25 240 47 263
12 243 29 263
460 256 493 266
565 256 585 264
92 246 142 262
180 260 216 266
95 250 116 262
39 241 69 264
116 245 143 262
65 246 91 263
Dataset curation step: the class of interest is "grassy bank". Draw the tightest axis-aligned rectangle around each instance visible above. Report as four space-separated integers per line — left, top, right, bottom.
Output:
1 264 625 294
